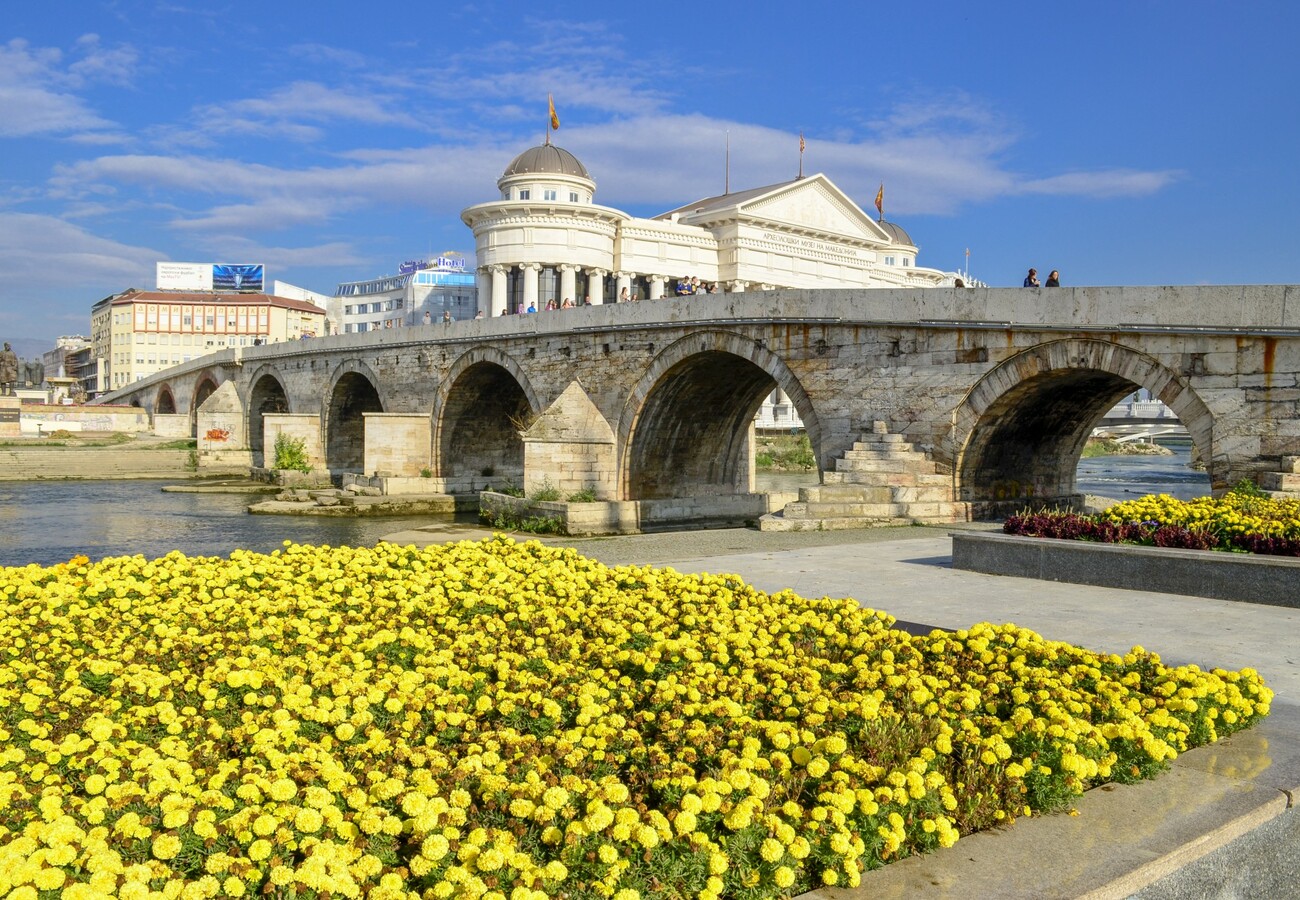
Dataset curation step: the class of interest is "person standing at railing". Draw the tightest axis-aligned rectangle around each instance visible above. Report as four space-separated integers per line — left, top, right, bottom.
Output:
1045 270 1061 287
1023 268 1041 287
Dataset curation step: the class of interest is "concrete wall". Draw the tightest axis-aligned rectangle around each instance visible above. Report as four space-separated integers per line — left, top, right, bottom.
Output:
153 413 190 438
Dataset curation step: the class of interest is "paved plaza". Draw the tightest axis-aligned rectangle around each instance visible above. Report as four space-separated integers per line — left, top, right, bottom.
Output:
382 522 1300 898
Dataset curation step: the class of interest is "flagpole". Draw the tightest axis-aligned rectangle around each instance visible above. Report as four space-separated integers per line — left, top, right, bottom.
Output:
798 130 804 179
725 130 730 195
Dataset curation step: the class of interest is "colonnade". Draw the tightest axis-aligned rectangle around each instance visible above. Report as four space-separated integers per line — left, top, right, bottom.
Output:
476 264 776 315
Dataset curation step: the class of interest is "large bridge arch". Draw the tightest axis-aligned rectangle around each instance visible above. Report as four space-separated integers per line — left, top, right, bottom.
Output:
433 346 541 485
949 339 1216 513
246 368 290 467
323 360 384 474
617 331 823 500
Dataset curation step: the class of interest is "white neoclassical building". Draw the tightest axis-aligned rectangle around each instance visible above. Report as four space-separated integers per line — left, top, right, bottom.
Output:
460 143 956 316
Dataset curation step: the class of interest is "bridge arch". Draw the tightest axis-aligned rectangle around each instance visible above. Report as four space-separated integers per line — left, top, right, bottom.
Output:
433 346 540 487
155 385 177 415
246 368 290 467
949 338 1215 513
190 373 221 437
617 331 822 500
323 360 384 474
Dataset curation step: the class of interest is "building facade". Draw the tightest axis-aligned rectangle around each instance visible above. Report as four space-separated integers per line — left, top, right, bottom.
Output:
460 144 956 316
90 289 327 390
331 260 478 334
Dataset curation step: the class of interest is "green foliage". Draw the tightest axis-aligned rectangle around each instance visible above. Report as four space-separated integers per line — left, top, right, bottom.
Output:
478 507 565 534
1228 478 1267 499
419 468 433 478
185 449 199 472
272 432 312 473
755 432 815 471
528 477 562 502
567 486 598 503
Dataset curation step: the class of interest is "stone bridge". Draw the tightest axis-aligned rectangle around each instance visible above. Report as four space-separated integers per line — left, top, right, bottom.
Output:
101 285 1300 524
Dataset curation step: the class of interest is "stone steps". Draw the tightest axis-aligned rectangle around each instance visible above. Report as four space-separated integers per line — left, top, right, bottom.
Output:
761 421 970 531
1258 471 1300 492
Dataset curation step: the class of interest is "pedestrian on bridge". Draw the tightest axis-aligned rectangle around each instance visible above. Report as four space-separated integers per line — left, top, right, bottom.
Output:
1023 268 1041 287
1045 270 1061 286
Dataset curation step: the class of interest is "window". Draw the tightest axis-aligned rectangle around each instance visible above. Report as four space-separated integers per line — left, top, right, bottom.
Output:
518 189 530 200
884 256 896 266
345 305 353 315
544 189 557 201
903 257 911 267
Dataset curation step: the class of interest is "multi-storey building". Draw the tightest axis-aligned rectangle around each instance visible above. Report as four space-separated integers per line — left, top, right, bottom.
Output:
90 289 327 390
331 258 478 333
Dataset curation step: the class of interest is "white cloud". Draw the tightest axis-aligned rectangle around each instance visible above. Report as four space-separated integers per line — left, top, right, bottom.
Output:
0 212 159 315
0 37 131 140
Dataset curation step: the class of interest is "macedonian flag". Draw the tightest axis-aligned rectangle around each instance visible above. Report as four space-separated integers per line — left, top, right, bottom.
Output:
549 94 560 131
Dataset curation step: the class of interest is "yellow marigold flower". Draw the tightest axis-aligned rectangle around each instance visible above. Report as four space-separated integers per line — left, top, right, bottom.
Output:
222 875 245 897
151 833 182 860
759 837 783 862
774 866 795 888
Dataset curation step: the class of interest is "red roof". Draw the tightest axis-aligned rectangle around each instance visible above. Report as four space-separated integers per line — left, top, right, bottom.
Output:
111 289 325 315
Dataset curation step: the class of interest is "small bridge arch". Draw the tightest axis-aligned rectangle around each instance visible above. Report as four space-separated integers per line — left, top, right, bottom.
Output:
190 374 221 437
433 346 540 488
155 385 177 415
247 368 290 467
323 361 384 473
950 339 1215 513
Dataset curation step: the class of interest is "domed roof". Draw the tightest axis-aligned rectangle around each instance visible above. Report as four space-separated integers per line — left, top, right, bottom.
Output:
876 219 914 247
501 144 591 179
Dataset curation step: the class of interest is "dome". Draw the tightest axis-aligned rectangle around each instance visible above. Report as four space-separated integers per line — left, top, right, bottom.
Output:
876 219 914 247
501 144 590 179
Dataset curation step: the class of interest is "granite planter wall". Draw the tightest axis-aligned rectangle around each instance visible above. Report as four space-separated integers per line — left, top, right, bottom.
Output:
951 531 1300 607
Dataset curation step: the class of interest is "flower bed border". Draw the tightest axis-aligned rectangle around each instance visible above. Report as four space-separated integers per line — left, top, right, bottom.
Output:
950 531 1300 608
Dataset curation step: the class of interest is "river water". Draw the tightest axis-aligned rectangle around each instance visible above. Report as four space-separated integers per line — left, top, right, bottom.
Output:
1 447 1209 569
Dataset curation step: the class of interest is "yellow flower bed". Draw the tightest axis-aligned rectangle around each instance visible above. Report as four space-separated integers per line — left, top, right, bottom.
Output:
0 537 1272 898
1102 492 1300 541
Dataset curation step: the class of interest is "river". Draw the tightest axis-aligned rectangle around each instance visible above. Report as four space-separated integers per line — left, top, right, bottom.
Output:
1 447 1209 568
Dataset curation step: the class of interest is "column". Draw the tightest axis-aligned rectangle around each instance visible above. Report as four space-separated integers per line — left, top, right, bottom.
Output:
648 276 666 300
489 265 508 317
728 280 747 293
522 264 540 311
558 265 577 305
615 272 632 302
476 267 492 316
586 269 606 304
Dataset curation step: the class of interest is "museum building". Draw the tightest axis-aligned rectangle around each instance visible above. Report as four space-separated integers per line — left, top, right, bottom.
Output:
459 143 955 316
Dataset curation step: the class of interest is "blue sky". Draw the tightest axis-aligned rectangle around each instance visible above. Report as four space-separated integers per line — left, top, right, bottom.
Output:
3 1 1297 346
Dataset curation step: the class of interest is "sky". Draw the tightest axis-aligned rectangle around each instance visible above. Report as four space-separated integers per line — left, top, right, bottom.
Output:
3 0 1298 348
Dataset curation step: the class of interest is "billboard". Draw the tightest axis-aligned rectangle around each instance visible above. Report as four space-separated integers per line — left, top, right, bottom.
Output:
156 262 212 291
156 262 265 292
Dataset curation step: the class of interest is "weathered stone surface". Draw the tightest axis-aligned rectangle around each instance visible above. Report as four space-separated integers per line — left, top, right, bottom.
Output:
98 286 1300 517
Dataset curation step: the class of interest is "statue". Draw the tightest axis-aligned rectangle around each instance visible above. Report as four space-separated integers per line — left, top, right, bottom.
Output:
0 342 17 396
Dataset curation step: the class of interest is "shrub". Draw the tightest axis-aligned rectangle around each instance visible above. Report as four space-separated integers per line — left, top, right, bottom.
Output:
272 432 312 473
568 486 599 503
528 476 562 502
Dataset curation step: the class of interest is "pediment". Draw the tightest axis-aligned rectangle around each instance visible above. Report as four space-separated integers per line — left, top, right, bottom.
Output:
740 176 889 243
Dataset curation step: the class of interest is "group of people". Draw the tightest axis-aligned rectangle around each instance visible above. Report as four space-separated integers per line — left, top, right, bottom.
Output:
1024 268 1062 287
675 276 717 296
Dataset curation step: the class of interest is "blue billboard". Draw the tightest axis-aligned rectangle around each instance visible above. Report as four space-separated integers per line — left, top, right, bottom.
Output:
212 264 264 292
